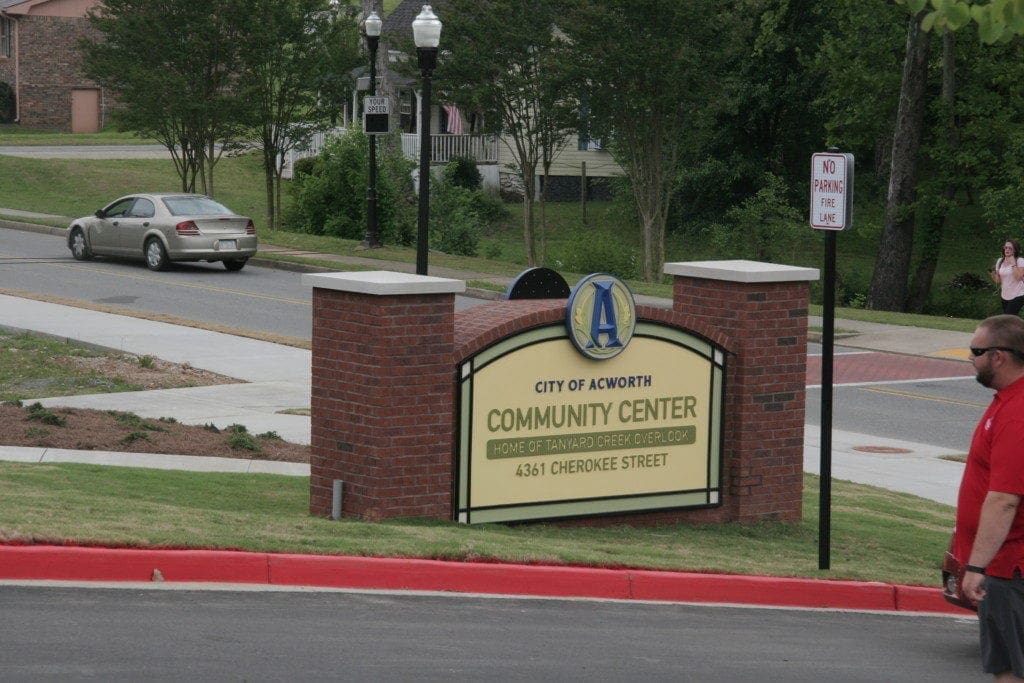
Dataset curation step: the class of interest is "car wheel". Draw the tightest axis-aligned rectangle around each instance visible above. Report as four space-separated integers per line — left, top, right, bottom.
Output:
223 259 247 271
145 238 169 271
69 228 92 261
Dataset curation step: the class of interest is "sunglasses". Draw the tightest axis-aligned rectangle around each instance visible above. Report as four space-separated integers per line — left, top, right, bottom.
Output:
970 346 1024 359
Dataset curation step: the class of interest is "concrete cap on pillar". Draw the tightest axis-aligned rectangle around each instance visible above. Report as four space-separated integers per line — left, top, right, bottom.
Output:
664 260 819 283
302 270 466 295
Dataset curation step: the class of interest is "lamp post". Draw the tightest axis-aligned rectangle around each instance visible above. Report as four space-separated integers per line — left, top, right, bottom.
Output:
413 5 441 275
361 11 383 249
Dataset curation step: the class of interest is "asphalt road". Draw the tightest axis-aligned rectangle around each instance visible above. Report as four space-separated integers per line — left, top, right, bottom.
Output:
806 373 986 453
0 585 986 682
0 228 483 343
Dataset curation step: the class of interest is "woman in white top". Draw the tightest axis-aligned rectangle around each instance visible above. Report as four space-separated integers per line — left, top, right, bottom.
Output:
991 239 1024 314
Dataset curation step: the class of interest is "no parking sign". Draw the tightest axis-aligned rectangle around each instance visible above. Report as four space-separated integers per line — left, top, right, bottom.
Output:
810 152 854 230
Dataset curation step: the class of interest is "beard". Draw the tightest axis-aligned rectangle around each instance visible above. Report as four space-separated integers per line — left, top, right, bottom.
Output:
976 364 995 388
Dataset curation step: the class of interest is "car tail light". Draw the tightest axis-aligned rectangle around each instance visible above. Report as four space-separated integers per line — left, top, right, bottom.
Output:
245 220 256 235
175 220 200 236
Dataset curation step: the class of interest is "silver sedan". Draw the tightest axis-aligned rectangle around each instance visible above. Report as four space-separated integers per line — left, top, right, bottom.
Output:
67 194 257 271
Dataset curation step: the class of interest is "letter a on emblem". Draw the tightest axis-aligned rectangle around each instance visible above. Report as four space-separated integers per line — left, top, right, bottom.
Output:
566 273 636 361
588 281 622 349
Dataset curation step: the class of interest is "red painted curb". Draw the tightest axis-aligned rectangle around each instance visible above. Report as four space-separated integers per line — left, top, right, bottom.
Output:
629 570 895 610
0 545 962 613
894 585 973 615
0 545 269 583
270 554 632 598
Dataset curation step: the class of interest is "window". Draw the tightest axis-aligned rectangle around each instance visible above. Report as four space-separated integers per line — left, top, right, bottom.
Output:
103 197 137 218
0 17 11 59
162 196 233 216
577 99 602 151
132 198 155 219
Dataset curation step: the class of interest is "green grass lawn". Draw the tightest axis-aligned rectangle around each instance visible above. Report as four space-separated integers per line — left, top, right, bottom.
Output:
0 124 156 146
0 153 269 222
0 462 952 586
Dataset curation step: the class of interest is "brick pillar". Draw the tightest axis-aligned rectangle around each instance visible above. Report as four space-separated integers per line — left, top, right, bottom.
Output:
303 271 465 521
665 260 819 523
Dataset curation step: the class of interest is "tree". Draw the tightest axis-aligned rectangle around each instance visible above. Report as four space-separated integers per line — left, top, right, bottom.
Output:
719 0 831 195
900 0 1024 42
435 0 577 267
235 0 360 231
82 0 247 194
906 30 959 312
562 0 736 281
867 10 933 311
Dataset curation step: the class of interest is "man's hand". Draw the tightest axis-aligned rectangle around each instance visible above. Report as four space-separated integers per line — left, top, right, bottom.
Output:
962 570 986 605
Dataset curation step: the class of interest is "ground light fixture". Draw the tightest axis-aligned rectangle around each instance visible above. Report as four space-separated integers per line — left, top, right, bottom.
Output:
413 5 441 275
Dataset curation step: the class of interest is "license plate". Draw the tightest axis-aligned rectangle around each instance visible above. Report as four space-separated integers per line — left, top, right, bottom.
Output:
217 240 237 251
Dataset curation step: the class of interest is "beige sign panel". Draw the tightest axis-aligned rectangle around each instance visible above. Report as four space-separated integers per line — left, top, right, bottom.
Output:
457 322 724 524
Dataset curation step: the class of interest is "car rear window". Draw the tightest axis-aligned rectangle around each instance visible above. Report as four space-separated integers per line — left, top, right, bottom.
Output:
162 196 234 216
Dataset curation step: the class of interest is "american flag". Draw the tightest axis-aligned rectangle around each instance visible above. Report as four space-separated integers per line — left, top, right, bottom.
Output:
443 103 463 134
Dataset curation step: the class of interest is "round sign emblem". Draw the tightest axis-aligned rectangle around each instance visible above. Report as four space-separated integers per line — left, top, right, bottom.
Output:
565 273 636 360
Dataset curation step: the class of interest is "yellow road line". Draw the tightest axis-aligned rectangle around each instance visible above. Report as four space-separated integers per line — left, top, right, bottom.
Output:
858 385 987 408
931 347 971 360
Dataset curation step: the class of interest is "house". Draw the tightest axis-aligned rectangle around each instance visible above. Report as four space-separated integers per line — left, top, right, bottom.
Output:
0 0 110 132
378 0 621 200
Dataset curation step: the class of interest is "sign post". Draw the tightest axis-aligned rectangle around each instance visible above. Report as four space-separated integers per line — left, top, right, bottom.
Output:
810 150 853 571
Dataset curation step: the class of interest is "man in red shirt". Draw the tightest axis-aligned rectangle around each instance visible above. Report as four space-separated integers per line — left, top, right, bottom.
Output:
957 314 1024 681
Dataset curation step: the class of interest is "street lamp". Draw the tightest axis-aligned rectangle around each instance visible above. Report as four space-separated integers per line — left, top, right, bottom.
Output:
413 4 441 275
361 11 383 249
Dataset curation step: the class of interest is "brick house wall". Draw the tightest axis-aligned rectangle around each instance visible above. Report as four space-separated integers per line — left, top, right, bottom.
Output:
14 15 109 130
0 16 14 90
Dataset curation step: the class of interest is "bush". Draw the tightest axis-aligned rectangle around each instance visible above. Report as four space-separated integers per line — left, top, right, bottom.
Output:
291 156 319 179
948 272 990 292
834 268 871 308
469 189 509 223
430 181 481 256
284 129 415 245
442 155 482 191
228 431 260 451
558 227 640 280
924 287 997 320
923 272 998 319
0 82 14 124
708 173 803 262
26 402 65 427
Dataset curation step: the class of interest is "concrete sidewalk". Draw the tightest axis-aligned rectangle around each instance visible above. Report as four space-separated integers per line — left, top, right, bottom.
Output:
0 291 971 506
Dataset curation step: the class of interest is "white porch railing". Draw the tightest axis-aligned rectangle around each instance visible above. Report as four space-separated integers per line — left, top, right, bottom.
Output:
281 126 346 179
282 129 499 179
400 134 499 164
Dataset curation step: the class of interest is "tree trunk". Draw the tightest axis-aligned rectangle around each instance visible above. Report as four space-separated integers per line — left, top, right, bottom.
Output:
265 171 276 233
907 30 958 313
539 160 552 266
262 127 277 231
274 171 283 230
867 13 931 312
521 164 537 267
